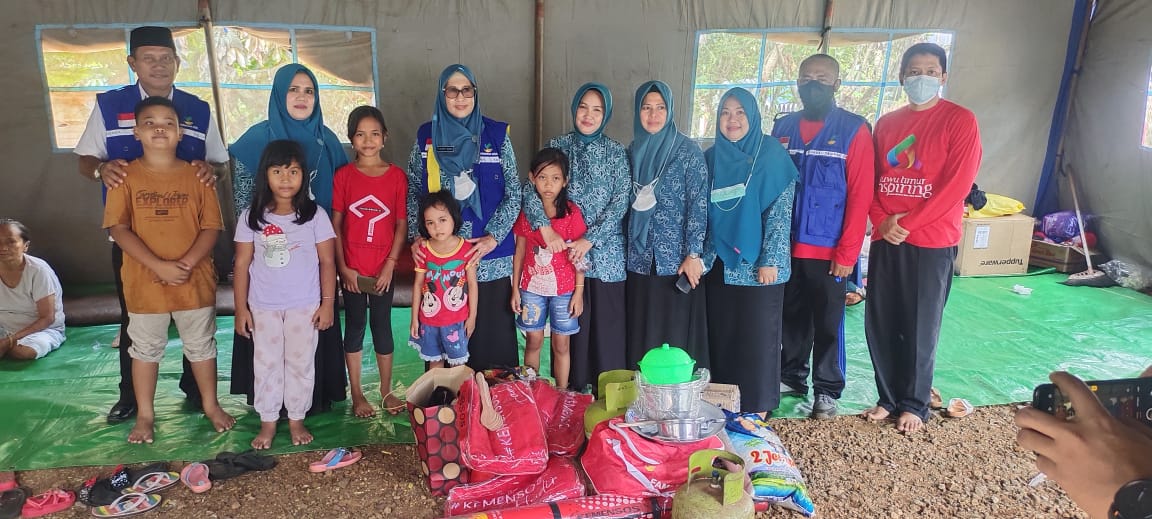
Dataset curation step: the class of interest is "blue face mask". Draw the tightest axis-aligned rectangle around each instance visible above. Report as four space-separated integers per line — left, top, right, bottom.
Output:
903 75 941 105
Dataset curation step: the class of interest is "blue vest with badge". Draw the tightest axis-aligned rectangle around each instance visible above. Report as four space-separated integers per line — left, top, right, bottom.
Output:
772 107 864 248
415 117 515 259
96 84 210 162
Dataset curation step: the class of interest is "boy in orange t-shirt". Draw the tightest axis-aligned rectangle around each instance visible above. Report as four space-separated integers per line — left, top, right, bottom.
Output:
102 96 235 444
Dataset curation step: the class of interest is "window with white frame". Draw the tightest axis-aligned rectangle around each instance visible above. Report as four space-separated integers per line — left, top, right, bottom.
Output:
37 24 377 150
689 30 953 140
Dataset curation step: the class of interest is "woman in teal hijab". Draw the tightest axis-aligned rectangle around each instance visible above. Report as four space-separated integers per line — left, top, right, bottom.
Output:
521 82 631 390
624 80 711 370
405 64 523 371
231 64 348 214
703 87 798 415
228 63 349 414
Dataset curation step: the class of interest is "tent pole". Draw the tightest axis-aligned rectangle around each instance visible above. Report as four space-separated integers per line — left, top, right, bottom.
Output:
198 0 229 150
534 0 545 152
1032 0 1095 215
818 0 834 53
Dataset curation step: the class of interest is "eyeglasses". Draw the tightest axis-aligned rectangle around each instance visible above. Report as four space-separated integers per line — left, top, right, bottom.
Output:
444 86 476 99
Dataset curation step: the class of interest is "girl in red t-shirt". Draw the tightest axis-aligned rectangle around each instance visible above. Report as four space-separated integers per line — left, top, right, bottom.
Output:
332 106 409 418
512 148 586 389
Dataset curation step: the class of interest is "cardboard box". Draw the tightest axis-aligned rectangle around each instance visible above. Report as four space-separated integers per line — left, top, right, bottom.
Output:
702 383 741 412
1029 240 1105 273
954 214 1035 276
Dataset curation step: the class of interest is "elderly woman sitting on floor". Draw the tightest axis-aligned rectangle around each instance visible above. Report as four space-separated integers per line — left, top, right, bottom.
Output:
0 219 66 360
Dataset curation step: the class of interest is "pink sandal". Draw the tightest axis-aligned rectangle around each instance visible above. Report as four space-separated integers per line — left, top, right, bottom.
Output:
21 489 76 518
180 463 211 494
308 448 362 473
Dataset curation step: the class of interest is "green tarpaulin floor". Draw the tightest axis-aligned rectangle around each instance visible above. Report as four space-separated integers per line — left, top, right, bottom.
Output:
2 273 1150 471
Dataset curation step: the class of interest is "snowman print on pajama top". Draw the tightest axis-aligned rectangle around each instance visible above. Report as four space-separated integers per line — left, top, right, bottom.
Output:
262 224 293 267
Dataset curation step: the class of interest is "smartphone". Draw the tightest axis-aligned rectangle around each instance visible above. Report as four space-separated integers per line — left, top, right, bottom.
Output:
675 273 693 294
1032 377 1152 426
356 275 384 296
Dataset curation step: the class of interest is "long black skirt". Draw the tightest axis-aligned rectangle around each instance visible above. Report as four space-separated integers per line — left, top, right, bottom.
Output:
624 273 709 372
705 266 785 414
230 320 348 414
567 278 627 391
466 277 519 371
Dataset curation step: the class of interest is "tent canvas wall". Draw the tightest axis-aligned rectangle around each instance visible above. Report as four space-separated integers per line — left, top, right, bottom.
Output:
6 0 1143 286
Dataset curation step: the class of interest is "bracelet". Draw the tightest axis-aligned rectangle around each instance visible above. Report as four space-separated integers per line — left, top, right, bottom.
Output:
321 296 335 300
575 284 585 287
385 257 398 263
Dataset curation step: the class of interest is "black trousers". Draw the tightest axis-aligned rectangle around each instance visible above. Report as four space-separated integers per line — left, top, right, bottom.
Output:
705 263 785 414
342 287 395 355
624 272 709 371
781 257 848 399
113 243 198 405
864 241 956 421
466 277 519 371
567 278 626 391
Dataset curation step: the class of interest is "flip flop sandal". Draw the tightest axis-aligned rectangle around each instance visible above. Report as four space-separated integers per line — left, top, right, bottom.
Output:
945 398 974 418
929 387 944 410
180 463 211 494
90 493 161 518
0 488 27 519
123 472 180 494
309 448 363 473
21 489 75 518
226 451 277 471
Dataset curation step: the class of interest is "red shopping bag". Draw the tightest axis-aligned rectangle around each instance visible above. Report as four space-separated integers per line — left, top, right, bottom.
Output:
445 456 586 515
406 365 475 496
531 380 594 457
580 417 723 497
457 376 549 476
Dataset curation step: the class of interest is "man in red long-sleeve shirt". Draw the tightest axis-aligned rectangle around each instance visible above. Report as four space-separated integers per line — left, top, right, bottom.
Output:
862 42 982 433
772 54 875 420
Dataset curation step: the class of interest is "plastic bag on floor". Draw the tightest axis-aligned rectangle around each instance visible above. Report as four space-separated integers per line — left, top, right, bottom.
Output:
457 377 549 476
722 411 815 517
531 380 594 457
1101 259 1152 291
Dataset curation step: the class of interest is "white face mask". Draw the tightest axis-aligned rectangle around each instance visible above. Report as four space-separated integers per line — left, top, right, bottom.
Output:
903 75 942 105
453 170 476 201
632 182 657 212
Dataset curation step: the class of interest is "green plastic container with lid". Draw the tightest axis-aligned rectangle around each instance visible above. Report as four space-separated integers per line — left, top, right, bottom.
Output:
638 343 696 385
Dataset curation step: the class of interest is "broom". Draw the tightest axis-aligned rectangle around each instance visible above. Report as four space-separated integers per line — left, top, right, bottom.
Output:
1062 167 1111 286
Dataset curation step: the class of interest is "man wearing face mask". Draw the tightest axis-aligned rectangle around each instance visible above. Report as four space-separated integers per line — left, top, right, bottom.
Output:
771 54 875 420
862 42 982 434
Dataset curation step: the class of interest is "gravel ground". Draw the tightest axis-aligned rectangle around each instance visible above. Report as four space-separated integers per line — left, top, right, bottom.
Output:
12 405 1086 518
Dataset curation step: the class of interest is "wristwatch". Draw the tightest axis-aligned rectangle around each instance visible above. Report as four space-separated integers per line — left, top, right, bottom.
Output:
93 161 105 180
1110 479 1152 518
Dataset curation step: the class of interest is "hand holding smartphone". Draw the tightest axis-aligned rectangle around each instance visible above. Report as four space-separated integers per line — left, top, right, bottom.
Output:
356 275 384 296
675 273 693 293
1032 376 1152 426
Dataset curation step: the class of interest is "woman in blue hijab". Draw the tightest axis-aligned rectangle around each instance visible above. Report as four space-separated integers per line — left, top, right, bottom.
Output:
624 81 711 370
703 87 798 415
405 64 522 371
521 82 630 390
228 64 350 414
